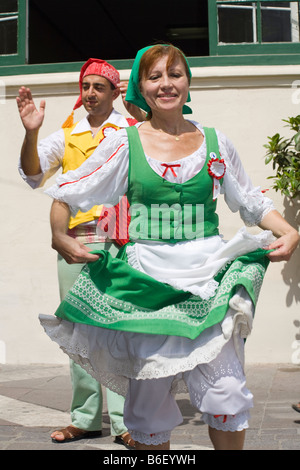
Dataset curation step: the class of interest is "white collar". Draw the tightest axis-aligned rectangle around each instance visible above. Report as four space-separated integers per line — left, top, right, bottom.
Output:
71 109 130 135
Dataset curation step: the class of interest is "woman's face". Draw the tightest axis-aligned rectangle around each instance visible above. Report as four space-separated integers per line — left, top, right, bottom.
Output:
139 55 190 115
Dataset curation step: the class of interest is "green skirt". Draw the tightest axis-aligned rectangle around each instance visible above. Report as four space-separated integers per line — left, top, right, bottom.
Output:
54 246 270 340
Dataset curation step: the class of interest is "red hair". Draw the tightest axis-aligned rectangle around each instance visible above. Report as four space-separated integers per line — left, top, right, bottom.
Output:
138 45 191 85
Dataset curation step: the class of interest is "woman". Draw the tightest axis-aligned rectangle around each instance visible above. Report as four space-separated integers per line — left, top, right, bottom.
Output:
41 44 299 450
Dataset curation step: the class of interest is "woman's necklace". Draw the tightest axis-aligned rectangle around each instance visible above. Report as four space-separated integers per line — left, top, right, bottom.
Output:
157 128 181 141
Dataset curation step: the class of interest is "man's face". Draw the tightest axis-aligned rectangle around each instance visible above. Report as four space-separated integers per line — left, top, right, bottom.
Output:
81 75 119 115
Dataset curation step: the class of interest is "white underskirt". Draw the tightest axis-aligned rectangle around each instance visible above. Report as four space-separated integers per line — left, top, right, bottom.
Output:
39 227 274 397
39 286 254 397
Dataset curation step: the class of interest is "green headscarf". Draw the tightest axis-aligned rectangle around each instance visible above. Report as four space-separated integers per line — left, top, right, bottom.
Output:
126 45 193 115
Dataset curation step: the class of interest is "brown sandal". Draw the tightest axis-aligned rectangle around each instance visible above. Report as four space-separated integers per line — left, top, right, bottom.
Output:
114 432 136 450
51 425 102 443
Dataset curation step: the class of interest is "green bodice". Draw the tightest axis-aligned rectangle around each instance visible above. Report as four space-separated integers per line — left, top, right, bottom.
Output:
126 125 222 243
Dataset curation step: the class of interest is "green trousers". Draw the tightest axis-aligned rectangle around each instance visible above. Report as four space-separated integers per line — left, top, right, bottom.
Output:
57 241 127 435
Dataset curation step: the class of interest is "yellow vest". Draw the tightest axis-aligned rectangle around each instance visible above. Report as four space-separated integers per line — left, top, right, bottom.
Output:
62 122 120 229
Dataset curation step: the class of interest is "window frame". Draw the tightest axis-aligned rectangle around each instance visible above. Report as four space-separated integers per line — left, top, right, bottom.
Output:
208 0 300 56
1 0 300 76
0 0 27 66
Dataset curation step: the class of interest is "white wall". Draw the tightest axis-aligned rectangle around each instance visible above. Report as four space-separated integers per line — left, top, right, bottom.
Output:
0 65 299 364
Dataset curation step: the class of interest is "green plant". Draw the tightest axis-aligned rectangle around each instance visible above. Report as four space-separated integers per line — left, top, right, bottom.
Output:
264 115 300 199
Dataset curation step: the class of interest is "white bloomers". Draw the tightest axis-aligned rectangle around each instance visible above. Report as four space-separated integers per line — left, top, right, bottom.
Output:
124 336 253 445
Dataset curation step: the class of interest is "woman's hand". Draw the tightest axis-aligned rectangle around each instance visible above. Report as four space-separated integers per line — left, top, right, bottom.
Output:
52 232 100 264
266 229 300 262
259 210 300 262
50 200 100 264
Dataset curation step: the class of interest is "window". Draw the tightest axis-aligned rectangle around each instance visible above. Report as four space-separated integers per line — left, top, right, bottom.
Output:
1 0 300 74
209 0 300 55
0 0 26 65
0 0 209 67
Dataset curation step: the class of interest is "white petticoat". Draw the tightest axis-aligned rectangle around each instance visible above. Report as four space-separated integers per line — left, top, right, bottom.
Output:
39 287 253 397
39 228 274 397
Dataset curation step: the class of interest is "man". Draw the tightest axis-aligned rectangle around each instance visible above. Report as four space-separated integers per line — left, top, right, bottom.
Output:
17 58 144 448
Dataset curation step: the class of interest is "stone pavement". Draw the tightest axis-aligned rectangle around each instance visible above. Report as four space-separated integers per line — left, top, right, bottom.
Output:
1 363 300 451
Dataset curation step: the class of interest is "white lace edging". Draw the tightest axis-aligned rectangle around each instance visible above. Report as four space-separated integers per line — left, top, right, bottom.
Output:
129 430 171 446
39 314 229 396
240 201 275 227
126 243 143 271
201 411 250 432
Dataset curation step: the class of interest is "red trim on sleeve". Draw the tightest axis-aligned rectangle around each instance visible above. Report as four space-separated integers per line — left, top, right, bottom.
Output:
59 144 125 188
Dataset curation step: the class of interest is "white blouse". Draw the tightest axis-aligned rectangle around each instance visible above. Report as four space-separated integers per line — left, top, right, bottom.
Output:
46 121 274 227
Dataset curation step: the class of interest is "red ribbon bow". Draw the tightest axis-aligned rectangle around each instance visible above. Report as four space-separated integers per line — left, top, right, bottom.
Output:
214 414 228 423
161 163 181 178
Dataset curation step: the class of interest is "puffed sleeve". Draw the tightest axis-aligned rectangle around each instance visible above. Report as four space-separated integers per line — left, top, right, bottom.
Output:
18 129 65 188
45 128 129 216
217 131 275 226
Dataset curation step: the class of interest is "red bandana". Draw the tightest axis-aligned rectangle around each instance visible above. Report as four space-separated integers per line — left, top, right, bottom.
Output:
73 58 120 111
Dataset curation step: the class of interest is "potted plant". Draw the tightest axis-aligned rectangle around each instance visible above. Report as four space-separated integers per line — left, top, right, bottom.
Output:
264 115 300 199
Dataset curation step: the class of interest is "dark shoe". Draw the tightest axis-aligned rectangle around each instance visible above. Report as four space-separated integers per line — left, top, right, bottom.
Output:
292 403 300 413
51 425 102 443
114 432 136 450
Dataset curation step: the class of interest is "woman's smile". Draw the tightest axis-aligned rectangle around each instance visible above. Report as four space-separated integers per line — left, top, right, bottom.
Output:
140 56 189 113
157 92 178 100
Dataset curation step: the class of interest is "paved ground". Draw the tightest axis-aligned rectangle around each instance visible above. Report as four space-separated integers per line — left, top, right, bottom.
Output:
1 363 300 452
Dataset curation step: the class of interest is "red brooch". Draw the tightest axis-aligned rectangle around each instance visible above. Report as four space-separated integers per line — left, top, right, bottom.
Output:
98 123 120 143
207 157 226 180
207 153 226 200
